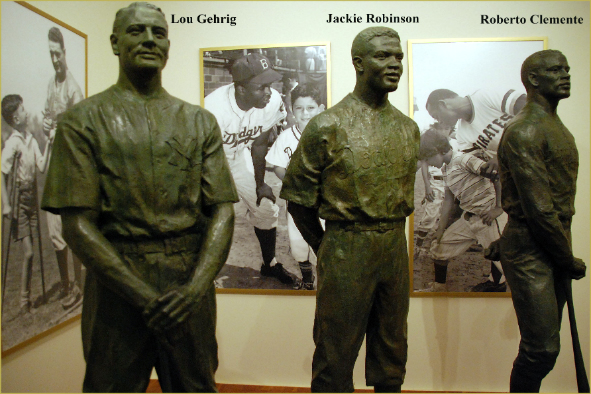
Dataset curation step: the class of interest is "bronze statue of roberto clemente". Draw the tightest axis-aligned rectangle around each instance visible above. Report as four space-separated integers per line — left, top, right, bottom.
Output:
498 49 586 393
280 27 420 393
41 2 238 392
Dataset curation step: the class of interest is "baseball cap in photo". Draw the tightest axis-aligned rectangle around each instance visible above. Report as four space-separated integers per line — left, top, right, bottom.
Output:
231 53 282 85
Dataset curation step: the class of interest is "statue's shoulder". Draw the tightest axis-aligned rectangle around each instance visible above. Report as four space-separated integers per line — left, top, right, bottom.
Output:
64 86 119 113
389 103 415 122
387 104 420 136
304 98 349 131
162 94 222 134
311 94 361 125
313 105 342 126
167 94 209 114
56 88 114 125
504 104 546 141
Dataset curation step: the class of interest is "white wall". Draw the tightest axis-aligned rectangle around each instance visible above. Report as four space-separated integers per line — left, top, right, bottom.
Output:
2 1 589 392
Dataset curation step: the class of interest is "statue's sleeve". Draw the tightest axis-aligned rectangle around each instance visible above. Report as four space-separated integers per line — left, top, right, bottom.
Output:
41 108 100 214
501 125 574 268
200 110 239 206
280 119 326 209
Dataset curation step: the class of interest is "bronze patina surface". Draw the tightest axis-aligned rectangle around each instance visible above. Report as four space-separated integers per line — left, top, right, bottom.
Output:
281 27 419 393
498 50 586 393
41 3 238 392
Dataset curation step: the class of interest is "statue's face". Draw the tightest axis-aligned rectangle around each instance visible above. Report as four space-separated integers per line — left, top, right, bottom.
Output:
535 53 571 100
112 7 170 73
360 36 403 93
48 40 66 77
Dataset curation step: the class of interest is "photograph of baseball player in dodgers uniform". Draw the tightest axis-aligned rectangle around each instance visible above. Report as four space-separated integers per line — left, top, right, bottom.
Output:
408 38 545 294
201 44 329 291
1 1 87 351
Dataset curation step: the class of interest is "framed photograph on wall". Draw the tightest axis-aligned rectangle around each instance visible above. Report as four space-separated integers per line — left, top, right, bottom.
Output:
407 37 546 297
200 43 330 294
1 1 87 354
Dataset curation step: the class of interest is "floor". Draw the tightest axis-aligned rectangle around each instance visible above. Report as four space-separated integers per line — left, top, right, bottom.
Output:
146 381 371 392
145 380 478 393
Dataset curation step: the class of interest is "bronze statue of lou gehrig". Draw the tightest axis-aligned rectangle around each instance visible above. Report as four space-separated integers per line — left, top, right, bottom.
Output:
42 2 238 392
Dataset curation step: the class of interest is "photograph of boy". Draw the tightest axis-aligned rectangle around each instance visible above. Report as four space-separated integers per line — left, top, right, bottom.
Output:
417 129 507 292
265 84 325 290
2 95 53 314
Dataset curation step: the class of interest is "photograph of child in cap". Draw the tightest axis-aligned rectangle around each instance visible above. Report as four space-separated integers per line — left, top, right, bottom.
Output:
202 44 329 292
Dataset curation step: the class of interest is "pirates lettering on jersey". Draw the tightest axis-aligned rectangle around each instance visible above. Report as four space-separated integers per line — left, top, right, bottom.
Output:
472 113 513 150
223 125 263 148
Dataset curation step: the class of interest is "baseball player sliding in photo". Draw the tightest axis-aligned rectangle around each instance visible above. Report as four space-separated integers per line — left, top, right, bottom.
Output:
205 53 293 285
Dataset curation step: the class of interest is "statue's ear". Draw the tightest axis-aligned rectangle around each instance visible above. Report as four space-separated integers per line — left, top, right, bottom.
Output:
528 71 539 88
110 34 120 56
353 56 364 73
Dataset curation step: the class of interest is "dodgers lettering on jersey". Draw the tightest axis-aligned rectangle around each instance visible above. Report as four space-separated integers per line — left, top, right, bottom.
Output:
223 125 263 149
284 147 293 160
336 129 416 182
265 125 300 169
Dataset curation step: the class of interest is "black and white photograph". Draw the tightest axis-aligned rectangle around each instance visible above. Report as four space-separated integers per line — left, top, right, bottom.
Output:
408 38 546 296
200 43 330 293
1 1 87 352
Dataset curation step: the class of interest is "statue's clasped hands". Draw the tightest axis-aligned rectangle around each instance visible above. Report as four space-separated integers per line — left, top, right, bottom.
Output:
142 286 202 333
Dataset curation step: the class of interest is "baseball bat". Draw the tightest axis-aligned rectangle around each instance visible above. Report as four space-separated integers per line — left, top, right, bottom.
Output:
564 277 590 393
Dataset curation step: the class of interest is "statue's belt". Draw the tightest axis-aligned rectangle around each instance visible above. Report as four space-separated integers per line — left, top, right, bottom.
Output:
326 219 404 233
110 233 202 255
508 215 571 229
